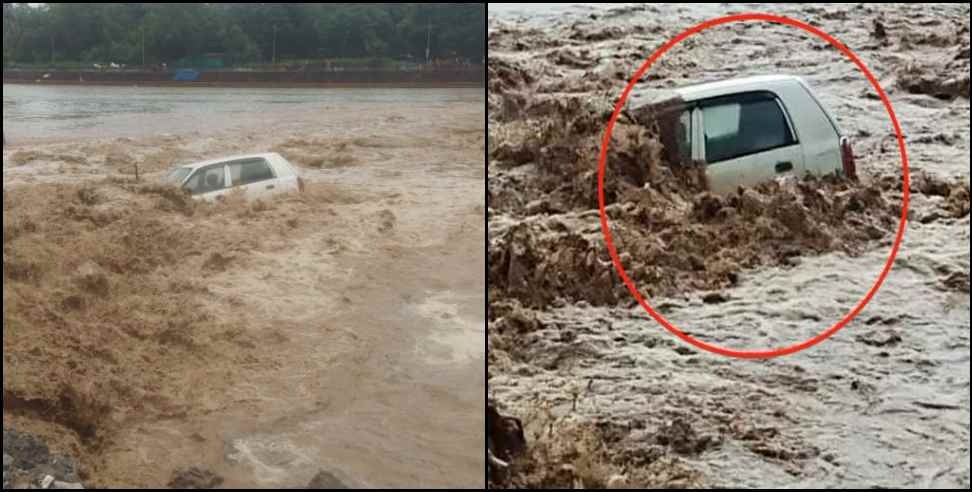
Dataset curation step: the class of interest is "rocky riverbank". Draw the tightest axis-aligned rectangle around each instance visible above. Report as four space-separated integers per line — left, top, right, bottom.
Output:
2 428 360 489
2 429 84 489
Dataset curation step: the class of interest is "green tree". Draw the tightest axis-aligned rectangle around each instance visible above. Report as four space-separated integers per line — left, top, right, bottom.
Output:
4 3 485 67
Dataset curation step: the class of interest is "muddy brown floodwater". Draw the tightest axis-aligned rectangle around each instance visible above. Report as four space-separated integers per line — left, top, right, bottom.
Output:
3 88 485 488
488 3 969 489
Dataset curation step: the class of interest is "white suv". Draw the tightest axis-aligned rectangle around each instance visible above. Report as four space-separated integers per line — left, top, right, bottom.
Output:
163 152 304 202
628 74 856 193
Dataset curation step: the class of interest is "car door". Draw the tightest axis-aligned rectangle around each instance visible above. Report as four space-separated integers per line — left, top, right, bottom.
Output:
183 163 231 201
227 157 279 201
700 91 805 194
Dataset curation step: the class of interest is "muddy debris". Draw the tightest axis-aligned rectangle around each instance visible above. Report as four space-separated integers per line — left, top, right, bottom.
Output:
488 57 535 95
201 251 235 273
550 49 594 70
9 151 54 167
651 419 720 456
896 61 970 100
73 261 111 298
487 405 703 489
939 270 971 293
377 209 397 232
489 173 902 310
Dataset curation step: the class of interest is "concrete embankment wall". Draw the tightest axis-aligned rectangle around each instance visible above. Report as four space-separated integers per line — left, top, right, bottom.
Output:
2 68 485 88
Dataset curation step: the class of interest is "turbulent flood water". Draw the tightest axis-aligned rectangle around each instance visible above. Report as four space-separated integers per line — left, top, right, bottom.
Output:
489 3 969 488
3 86 486 488
2 84 481 143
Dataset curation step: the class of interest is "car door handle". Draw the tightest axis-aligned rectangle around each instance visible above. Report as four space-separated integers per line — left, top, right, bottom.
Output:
266 184 275 190
775 161 793 173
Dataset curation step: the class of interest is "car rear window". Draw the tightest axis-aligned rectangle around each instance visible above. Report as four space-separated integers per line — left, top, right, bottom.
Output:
702 93 796 163
229 158 275 186
164 167 192 185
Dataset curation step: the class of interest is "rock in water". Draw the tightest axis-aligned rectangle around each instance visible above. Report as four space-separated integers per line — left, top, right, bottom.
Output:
702 291 729 304
168 467 224 489
307 470 349 489
487 404 526 462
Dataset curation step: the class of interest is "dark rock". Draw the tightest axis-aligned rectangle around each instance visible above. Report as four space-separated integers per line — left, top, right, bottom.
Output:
919 211 944 224
856 330 903 347
167 467 223 489
872 18 888 41
673 346 694 356
701 292 728 304
1 430 78 483
487 404 526 462
306 470 349 489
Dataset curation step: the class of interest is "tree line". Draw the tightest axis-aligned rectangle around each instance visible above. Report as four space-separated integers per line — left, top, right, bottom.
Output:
2 3 485 67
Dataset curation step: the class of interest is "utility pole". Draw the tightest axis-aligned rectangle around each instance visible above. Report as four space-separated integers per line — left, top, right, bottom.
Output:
425 22 431 65
272 24 278 65
342 28 349 59
142 25 145 66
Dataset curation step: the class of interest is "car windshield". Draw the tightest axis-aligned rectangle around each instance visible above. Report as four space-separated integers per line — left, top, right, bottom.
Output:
164 167 192 185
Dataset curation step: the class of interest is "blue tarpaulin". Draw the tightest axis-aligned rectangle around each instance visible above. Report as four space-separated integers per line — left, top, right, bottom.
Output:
174 69 200 81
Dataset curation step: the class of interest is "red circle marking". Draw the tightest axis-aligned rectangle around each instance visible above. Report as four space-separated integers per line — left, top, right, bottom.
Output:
597 13 910 359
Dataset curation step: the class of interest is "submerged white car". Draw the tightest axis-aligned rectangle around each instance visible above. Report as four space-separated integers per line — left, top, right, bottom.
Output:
628 74 856 194
163 152 304 201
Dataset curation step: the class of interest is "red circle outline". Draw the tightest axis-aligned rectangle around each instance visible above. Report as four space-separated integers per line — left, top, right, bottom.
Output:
597 13 910 359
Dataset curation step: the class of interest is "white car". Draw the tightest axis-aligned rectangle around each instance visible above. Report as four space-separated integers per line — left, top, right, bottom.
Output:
628 74 856 194
163 152 304 201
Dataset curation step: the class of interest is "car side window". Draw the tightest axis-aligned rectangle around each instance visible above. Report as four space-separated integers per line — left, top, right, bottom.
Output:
703 93 795 164
677 110 692 163
228 159 276 187
184 165 227 195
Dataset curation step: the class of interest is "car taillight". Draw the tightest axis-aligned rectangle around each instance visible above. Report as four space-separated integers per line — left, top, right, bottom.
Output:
840 137 857 179
298 177 306 192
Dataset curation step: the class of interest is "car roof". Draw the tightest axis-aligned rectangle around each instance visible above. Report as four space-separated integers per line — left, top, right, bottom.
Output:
674 74 804 101
628 74 806 109
175 152 281 171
